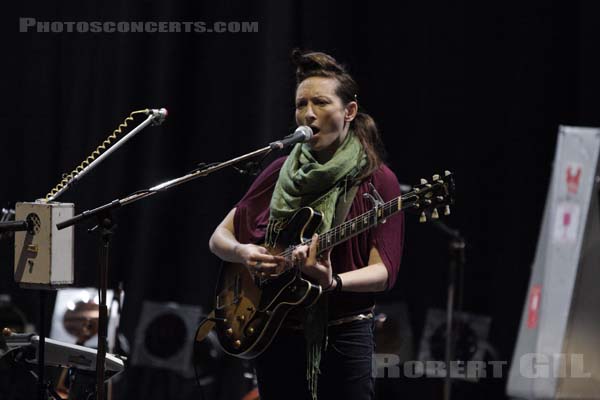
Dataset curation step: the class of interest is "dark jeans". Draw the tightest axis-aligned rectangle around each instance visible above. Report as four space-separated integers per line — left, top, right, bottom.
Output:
254 319 375 400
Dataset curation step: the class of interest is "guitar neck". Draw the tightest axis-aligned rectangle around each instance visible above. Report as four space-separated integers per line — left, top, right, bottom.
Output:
278 172 452 273
315 195 405 255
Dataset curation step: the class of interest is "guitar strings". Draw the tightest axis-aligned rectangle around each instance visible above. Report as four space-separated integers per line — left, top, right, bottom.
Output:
264 180 446 278
274 196 402 270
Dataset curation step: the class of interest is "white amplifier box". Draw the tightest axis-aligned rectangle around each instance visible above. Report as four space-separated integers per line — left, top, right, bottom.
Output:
14 201 74 288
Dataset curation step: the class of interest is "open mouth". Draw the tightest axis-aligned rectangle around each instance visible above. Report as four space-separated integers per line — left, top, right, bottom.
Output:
309 126 320 135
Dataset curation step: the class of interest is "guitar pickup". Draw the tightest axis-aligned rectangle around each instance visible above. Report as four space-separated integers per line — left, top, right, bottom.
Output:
233 273 241 304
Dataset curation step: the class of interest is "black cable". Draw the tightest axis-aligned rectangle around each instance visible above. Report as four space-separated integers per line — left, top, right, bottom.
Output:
193 323 207 400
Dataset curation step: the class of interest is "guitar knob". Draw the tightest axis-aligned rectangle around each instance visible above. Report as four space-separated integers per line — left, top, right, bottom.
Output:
233 340 242 349
247 327 255 335
419 212 427 223
444 205 451 216
226 328 233 337
431 208 439 219
237 315 246 322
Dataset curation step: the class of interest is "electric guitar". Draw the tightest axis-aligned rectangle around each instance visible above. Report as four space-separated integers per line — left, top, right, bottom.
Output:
208 171 455 359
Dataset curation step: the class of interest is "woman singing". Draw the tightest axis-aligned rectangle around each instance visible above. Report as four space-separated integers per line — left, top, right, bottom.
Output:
209 49 404 400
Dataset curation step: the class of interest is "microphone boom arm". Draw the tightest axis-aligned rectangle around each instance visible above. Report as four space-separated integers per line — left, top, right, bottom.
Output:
56 145 274 230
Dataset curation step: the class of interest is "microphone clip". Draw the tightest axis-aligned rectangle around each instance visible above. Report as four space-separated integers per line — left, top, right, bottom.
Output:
147 108 168 126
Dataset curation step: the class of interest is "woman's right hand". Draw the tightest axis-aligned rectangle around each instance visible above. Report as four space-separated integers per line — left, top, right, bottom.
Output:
234 243 285 276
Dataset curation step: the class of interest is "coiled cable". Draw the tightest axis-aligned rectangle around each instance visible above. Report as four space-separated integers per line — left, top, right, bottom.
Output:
44 109 149 201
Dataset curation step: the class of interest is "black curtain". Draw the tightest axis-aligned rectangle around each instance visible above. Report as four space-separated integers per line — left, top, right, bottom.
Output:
2 1 600 399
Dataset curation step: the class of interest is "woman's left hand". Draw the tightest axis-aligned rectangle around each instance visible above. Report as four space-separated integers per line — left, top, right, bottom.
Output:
292 233 333 288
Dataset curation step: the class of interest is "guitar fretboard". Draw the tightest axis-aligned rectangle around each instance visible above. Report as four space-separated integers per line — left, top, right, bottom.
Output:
275 173 452 275
315 196 403 254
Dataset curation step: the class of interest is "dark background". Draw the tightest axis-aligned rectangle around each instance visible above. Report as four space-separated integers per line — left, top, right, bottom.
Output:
2 1 600 399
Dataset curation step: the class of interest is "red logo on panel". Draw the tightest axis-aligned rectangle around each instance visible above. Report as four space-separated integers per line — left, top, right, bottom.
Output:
527 285 541 329
566 165 582 194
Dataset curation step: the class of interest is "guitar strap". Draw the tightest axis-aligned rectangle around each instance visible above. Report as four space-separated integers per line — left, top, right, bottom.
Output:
332 179 361 227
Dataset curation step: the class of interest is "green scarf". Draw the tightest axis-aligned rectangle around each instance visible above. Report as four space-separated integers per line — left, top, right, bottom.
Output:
266 131 367 400
267 131 366 245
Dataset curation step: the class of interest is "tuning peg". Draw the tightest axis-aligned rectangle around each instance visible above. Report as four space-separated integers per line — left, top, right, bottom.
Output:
444 205 451 216
419 212 427 223
432 174 440 181
436 196 445 202
444 170 451 176
431 208 439 219
420 178 428 185
424 199 432 205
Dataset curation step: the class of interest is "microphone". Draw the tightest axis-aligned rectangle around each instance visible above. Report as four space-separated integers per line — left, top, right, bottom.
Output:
146 108 168 125
270 126 313 150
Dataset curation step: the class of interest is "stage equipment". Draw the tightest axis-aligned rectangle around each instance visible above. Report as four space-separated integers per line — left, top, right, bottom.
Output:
2 328 124 400
2 328 125 400
1 330 124 377
13 202 74 288
131 301 205 378
0 107 165 400
50 287 122 349
0 294 31 334
0 207 15 240
40 107 166 400
507 126 600 399
418 308 492 381
427 219 467 400
44 108 167 202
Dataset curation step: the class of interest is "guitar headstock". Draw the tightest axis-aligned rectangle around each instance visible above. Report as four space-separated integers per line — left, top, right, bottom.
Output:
402 171 455 222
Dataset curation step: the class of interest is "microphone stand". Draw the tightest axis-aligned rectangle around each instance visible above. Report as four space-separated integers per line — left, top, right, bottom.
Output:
429 221 465 400
38 109 164 400
56 141 285 400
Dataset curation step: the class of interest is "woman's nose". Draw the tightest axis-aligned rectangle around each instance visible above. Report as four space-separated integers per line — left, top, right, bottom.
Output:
304 103 317 123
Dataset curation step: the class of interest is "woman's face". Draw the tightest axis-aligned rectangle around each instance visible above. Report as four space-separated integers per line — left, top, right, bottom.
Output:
295 77 356 157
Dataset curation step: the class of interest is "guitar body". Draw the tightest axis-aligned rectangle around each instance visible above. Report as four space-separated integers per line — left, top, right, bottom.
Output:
213 207 323 359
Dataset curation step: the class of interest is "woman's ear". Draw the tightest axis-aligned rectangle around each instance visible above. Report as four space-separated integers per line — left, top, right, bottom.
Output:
345 101 358 122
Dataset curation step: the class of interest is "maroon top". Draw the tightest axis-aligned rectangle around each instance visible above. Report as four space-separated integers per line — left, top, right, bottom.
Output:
234 157 404 319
